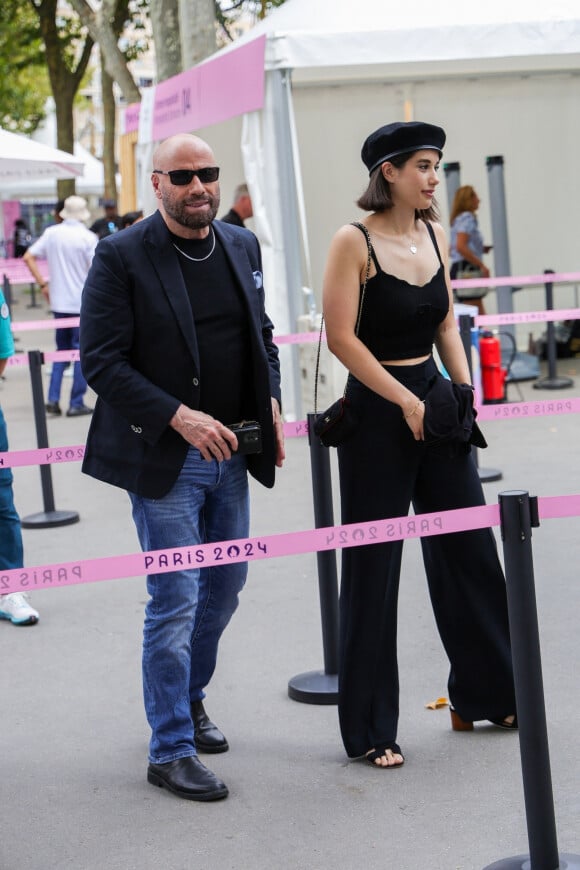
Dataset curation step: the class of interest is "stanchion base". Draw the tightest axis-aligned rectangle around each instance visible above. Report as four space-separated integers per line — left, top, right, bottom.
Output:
21 510 80 529
479 467 503 483
483 853 580 869
533 377 574 390
288 670 338 705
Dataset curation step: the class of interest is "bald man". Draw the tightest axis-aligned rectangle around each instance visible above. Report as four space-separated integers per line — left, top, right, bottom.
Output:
80 133 285 802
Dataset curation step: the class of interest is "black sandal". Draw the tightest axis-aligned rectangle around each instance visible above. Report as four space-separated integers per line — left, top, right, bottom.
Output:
489 715 518 730
365 743 405 768
451 707 518 731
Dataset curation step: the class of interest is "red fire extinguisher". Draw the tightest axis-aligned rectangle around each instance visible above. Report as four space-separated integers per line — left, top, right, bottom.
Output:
479 330 507 403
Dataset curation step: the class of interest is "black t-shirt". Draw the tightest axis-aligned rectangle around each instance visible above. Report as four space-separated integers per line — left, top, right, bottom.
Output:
90 216 123 239
170 229 255 425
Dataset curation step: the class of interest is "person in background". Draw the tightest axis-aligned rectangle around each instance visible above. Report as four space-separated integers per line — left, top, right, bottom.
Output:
13 219 31 257
80 133 285 802
121 210 144 229
322 121 516 770
220 183 253 228
449 185 492 315
53 199 65 225
90 199 123 239
0 285 39 627
23 196 97 417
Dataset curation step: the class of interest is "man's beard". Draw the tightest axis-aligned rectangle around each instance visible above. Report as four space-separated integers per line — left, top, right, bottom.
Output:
163 190 220 229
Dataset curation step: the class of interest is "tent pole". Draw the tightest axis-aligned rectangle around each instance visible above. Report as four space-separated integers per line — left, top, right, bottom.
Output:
270 68 305 420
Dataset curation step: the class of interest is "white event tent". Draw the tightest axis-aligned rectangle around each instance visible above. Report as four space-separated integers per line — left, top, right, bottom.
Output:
0 127 84 184
133 0 580 416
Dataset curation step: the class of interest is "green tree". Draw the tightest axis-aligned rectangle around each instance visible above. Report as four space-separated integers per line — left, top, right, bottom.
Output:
217 0 286 36
0 0 50 134
29 0 95 199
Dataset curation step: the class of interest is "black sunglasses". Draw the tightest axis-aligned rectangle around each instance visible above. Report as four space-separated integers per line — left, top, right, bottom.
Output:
152 167 220 185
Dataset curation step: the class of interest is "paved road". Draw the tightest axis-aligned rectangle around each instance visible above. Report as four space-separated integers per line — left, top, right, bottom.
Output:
1 297 579 870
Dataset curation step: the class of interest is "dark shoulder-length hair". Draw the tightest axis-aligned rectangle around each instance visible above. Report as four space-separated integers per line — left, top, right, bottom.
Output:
356 151 440 222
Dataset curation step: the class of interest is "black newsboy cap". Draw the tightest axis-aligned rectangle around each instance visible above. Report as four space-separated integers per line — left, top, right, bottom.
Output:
362 121 446 175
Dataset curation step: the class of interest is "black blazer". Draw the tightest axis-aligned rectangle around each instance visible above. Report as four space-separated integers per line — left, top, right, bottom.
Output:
79 211 281 498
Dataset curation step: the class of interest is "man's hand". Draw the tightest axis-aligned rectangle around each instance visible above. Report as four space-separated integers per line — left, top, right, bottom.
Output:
170 404 237 462
272 397 285 467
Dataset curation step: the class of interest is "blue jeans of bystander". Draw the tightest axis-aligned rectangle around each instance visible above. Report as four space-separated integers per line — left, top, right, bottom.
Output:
129 447 249 764
48 312 88 409
0 405 23 570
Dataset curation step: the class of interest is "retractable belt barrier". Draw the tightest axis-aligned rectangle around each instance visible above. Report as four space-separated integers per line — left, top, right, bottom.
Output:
0 493 578 597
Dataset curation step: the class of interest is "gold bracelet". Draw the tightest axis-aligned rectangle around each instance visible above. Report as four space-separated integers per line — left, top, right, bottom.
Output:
403 399 423 420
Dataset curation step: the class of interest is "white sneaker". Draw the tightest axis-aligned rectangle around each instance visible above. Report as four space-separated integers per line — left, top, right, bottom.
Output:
0 592 39 626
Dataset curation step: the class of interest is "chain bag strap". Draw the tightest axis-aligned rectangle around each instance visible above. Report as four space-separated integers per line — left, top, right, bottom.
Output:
313 222 372 415
312 223 373 447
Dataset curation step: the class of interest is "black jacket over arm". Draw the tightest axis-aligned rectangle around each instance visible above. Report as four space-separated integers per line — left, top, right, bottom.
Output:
80 211 281 498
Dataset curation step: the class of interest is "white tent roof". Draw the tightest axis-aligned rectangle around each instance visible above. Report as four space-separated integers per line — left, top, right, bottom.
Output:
0 142 105 200
217 0 580 82
0 127 84 183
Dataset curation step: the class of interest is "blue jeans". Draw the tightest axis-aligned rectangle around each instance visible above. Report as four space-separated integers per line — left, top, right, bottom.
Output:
129 447 249 764
48 312 87 408
0 406 23 571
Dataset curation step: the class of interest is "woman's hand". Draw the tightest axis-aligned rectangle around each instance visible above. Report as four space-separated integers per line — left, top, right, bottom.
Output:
402 397 424 441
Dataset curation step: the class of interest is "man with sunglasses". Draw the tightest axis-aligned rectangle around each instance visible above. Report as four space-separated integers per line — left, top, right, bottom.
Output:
80 133 285 802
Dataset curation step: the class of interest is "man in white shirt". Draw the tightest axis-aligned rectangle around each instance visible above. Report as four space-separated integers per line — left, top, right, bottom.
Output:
24 196 98 417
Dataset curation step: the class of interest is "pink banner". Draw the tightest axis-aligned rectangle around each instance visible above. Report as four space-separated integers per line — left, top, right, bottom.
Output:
123 102 141 134
152 37 266 140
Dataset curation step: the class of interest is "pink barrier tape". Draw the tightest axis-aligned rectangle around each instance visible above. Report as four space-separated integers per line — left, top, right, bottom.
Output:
11 317 80 332
274 330 320 345
1 493 579 597
283 420 310 439
476 307 580 328
0 429 307 468
0 259 49 283
477 397 580 421
2 396 580 468
451 270 580 291
0 502 500 595
8 304 579 344
0 444 85 469
5 349 80 367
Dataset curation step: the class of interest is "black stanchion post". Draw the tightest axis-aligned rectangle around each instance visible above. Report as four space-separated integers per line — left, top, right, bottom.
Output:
483 490 580 870
21 350 80 529
3 275 13 318
533 269 574 391
27 281 41 309
458 313 502 483
288 412 339 704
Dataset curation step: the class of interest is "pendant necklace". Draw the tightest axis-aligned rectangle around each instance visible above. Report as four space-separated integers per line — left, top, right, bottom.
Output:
172 227 215 262
408 237 418 255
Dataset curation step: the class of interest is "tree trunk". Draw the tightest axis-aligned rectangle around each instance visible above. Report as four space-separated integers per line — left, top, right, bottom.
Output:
150 0 183 81
180 0 217 70
101 51 118 200
69 0 141 104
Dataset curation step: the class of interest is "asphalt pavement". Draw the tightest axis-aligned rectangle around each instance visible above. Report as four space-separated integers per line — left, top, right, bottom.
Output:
1 291 579 870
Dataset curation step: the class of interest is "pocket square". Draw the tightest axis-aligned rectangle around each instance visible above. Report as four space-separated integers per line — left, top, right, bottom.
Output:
253 270 263 289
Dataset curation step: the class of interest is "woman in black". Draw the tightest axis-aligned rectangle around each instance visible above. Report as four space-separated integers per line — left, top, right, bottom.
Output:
322 121 516 768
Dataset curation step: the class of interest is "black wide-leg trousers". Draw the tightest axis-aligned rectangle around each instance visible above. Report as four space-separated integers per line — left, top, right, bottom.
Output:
337 357 515 758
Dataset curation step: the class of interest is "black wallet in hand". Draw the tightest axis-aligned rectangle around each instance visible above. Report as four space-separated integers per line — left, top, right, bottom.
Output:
227 420 262 455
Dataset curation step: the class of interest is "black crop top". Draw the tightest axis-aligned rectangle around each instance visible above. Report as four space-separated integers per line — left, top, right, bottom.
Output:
355 222 449 360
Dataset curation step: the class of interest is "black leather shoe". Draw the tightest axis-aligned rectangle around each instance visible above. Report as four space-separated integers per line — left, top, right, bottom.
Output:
191 699 229 754
147 756 228 801
66 404 93 417
45 402 62 416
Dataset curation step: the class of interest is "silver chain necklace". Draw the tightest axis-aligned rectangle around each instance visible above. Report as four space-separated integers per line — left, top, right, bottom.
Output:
172 227 215 262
